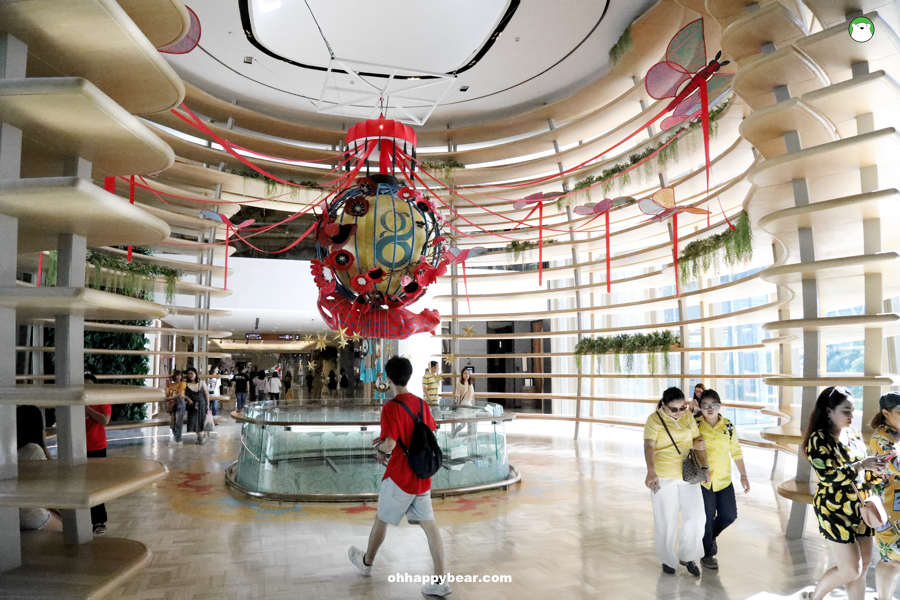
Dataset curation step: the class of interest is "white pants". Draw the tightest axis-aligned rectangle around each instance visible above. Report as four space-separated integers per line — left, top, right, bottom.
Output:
651 478 706 567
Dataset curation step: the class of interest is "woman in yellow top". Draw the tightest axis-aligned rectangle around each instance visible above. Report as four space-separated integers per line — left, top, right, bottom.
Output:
868 392 900 600
643 387 711 577
694 389 749 571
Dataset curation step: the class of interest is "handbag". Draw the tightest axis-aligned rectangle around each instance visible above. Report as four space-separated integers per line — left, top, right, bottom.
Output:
204 411 215 432
841 434 888 528
657 414 707 485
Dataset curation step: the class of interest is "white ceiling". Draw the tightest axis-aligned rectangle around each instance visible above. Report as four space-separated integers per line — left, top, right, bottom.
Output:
164 0 658 129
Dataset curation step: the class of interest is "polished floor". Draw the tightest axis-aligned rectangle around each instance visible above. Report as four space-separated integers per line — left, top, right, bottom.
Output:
76 417 881 599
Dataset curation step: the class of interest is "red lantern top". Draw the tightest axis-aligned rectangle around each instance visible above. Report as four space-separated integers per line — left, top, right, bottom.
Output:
345 114 417 149
345 115 418 175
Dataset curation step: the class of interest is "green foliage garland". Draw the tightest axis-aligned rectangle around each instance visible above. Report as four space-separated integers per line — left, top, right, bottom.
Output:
572 100 730 200
609 25 633 68
44 251 182 304
679 210 753 283
574 331 680 375
420 158 466 182
226 169 322 199
505 239 558 263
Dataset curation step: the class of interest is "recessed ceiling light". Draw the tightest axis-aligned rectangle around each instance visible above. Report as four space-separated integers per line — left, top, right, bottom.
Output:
244 56 254 64
460 86 469 92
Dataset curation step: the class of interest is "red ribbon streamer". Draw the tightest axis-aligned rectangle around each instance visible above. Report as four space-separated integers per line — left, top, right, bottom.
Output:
128 175 135 262
36 252 42 287
605 211 611 294
538 201 543 286
462 262 471 315
672 212 679 297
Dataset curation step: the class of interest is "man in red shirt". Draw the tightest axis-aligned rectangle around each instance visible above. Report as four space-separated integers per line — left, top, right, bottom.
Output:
348 356 450 597
84 374 112 535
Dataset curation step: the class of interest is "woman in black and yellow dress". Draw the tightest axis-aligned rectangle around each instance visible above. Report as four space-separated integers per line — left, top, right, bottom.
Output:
803 386 886 600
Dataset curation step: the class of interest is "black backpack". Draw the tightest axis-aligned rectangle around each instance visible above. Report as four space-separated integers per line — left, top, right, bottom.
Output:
390 398 443 479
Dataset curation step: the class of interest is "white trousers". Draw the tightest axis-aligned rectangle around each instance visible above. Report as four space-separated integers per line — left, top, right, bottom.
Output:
651 478 706 566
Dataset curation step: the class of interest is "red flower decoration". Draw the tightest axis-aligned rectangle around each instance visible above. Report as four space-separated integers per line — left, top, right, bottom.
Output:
350 273 375 294
344 196 370 218
414 259 439 287
357 177 377 196
311 260 336 295
398 187 417 201
329 249 355 271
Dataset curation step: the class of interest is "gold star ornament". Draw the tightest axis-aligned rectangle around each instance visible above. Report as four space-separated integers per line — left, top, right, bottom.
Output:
315 333 329 351
333 326 349 349
350 332 363 344
442 353 455 365
463 324 475 337
303 334 313 345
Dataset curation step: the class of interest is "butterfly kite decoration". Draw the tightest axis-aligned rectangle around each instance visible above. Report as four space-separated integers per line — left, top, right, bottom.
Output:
442 246 488 314
200 210 257 290
638 187 709 297
645 18 733 229
574 197 632 293
512 192 564 285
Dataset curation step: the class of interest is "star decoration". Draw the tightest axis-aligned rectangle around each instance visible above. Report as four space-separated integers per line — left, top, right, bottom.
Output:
307 360 319 371
333 326 349 349
350 332 363 344
315 333 329 351
442 353 455 365
303 334 313 345
463 324 475 337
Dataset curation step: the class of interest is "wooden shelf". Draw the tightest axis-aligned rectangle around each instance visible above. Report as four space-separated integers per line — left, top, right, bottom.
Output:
804 0 899 28
761 424 803 445
165 306 233 318
761 252 900 286
748 128 900 187
1 0 184 114
78 320 231 337
0 532 151 600
431 345 766 359
0 177 170 253
0 458 166 509
797 12 900 80
84 265 232 299
118 0 190 48
0 287 167 320
738 97 839 158
721 2 808 62
15 346 231 359
94 246 232 278
763 374 900 386
777 478 814 504
706 0 764 28
0 384 162 407
762 313 900 333
146 236 236 257
732 46 830 111
756 189 900 261
0 78 174 175
803 70 900 124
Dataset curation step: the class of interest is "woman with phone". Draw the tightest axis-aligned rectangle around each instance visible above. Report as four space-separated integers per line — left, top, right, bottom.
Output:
643 387 711 576
802 386 886 600
869 391 900 600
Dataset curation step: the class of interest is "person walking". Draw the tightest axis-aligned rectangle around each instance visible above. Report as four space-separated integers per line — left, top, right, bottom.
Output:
283 370 293 399
348 356 450 596
183 368 209 445
254 371 267 402
232 366 250 411
306 368 314 397
327 370 338 398
16 405 63 532
868 392 900 600
267 371 283 400
166 370 186 446
207 367 221 417
454 368 475 407
694 389 750 570
83 373 112 534
690 383 707 417
643 387 711 576
802 386 886 600
339 368 350 399
422 361 439 405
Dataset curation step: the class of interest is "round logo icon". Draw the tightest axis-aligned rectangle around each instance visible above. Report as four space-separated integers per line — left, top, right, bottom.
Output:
849 17 875 43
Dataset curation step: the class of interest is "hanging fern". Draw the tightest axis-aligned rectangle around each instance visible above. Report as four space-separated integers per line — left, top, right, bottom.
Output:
609 25 634 68
226 169 322 197
505 239 558 263
572 99 731 200
44 250 183 303
574 331 680 374
679 210 753 284
420 158 466 183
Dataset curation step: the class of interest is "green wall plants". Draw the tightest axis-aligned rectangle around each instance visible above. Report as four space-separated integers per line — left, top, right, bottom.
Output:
574 330 680 375
678 210 753 284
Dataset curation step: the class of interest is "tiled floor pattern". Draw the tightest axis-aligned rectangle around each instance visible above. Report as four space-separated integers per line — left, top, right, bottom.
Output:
89 419 871 599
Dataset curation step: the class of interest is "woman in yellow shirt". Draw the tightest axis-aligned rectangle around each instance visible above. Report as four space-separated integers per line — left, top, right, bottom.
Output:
868 392 900 600
643 387 711 576
694 389 749 571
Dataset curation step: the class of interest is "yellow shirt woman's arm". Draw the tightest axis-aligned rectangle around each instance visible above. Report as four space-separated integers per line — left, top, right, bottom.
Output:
644 438 660 492
729 423 750 493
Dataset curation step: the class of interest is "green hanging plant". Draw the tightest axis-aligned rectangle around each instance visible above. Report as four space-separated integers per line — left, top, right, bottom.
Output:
225 169 322 198
420 158 466 183
44 250 183 303
505 239 558 264
609 24 634 69
573 330 680 374
679 210 753 284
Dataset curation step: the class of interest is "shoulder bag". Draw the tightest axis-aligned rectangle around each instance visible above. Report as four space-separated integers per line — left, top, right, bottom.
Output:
842 431 888 528
657 413 706 485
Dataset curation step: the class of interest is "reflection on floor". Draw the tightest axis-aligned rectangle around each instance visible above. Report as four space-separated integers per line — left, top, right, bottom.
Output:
91 418 883 599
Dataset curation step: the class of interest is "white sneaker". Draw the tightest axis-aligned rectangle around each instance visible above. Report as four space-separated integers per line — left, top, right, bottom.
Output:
422 582 452 597
170 440 183 446
348 546 371 577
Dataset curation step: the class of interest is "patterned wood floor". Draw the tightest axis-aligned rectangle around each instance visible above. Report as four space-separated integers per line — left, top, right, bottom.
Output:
82 419 877 599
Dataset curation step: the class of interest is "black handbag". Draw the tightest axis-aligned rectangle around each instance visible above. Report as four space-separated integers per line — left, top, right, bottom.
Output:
657 414 707 485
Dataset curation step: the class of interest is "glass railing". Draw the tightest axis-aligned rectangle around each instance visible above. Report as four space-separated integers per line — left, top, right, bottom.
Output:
229 400 516 500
